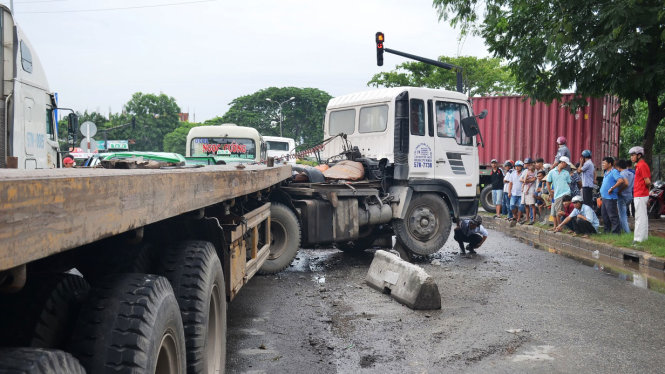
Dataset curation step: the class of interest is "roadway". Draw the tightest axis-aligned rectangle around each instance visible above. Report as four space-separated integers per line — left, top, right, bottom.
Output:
226 229 665 374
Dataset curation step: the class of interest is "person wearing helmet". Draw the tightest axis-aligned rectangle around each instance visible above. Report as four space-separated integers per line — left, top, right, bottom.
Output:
489 159 505 218
553 136 571 167
554 195 599 236
577 149 595 207
507 160 525 225
630 146 651 243
502 160 514 219
453 215 488 255
600 156 622 234
63 156 75 168
546 156 572 229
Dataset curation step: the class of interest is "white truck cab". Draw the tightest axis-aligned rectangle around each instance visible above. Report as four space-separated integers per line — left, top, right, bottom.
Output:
0 5 61 169
263 135 296 164
186 124 267 163
321 87 480 217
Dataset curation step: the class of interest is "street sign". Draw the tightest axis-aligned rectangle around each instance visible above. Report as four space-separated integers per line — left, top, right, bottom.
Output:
80 121 97 138
80 138 99 153
96 140 129 151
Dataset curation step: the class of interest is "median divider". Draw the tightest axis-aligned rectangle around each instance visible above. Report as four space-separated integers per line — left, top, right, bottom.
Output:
366 250 441 310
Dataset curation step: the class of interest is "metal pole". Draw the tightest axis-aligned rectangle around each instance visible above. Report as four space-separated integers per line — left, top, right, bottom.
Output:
279 103 283 137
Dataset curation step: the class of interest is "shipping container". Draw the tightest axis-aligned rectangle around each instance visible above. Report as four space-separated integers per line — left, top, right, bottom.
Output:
472 94 620 168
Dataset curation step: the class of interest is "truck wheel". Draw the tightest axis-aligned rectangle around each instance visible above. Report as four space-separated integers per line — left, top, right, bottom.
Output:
480 185 495 213
0 273 89 349
69 274 186 374
156 241 227 374
393 193 451 256
0 348 84 374
259 203 301 274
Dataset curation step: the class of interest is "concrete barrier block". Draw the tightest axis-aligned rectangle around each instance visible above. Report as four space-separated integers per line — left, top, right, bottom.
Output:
365 250 441 310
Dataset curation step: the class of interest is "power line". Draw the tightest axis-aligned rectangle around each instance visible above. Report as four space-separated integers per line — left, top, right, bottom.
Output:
18 0 216 13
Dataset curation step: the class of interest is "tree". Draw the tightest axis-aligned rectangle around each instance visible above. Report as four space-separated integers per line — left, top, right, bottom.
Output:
218 87 332 150
111 92 181 151
433 0 665 165
620 99 665 158
163 122 199 155
367 55 517 96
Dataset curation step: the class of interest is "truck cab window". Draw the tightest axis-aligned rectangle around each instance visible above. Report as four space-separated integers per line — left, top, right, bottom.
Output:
20 41 33 73
359 105 388 133
46 108 55 140
410 99 425 136
436 101 473 145
267 141 289 151
329 109 355 135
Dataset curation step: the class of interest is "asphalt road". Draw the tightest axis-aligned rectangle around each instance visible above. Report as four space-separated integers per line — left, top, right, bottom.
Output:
226 229 665 374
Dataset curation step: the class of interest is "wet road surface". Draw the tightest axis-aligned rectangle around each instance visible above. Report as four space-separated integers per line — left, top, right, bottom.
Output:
226 229 665 373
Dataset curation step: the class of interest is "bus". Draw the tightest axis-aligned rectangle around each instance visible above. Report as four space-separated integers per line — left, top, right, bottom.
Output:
186 124 266 163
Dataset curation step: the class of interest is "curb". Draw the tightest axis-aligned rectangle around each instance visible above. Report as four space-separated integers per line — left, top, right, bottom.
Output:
482 215 665 275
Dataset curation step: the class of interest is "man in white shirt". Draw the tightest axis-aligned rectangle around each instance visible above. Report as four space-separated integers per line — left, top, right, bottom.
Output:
554 195 599 237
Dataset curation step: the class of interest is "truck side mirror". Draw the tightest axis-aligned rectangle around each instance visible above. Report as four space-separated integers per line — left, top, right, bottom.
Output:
461 116 480 136
478 109 488 119
68 113 79 133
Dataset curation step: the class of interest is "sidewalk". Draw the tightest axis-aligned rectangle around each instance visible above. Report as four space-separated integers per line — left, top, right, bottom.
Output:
481 214 665 285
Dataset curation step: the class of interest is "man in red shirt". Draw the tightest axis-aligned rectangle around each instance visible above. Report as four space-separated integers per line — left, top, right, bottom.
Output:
630 146 651 243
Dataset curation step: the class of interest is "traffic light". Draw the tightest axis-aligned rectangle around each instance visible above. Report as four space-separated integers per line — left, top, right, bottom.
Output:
376 32 384 66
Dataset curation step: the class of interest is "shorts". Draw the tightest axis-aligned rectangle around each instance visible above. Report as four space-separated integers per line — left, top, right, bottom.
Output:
510 195 522 210
551 195 569 216
522 193 536 205
540 193 551 207
492 190 503 205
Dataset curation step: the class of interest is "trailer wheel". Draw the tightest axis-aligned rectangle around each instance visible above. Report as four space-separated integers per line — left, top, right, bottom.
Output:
69 274 186 374
480 185 495 213
259 203 301 274
156 241 227 374
0 348 84 374
0 273 89 349
393 193 451 256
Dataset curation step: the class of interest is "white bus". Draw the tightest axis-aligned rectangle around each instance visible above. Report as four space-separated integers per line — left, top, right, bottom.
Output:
263 136 296 164
186 124 266 163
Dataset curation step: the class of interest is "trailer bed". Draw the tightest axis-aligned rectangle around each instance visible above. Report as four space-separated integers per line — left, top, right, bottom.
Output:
0 164 291 270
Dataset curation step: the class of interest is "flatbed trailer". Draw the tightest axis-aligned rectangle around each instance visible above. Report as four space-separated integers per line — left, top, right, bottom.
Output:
0 164 299 373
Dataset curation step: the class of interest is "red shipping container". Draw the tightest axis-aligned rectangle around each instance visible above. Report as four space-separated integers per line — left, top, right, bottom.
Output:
471 94 620 168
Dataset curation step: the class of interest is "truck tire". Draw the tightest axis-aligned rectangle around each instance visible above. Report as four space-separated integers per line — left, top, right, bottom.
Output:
393 193 451 256
156 241 227 374
0 273 89 349
69 274 186 374
259 203 301 274
480 185 495 213
0 348 84 374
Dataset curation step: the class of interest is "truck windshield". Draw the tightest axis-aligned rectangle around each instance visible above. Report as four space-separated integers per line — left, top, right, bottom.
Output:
190 137 256 160
267 141 289 151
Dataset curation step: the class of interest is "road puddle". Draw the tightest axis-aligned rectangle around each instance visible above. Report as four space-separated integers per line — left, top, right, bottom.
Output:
517 238 665 294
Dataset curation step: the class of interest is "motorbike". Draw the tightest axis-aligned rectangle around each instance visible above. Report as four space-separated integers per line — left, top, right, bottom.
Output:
647 180 665 218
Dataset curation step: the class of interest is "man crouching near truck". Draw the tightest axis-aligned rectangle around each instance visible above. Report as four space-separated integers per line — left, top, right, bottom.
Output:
454 216 488 255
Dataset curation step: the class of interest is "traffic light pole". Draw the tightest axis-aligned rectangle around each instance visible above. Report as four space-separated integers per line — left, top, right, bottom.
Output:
383 47 464 93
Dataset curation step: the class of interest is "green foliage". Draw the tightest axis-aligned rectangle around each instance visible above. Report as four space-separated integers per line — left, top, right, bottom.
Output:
620 99 665 158
119 92 181 151
433 0 665 162
367 55 517 96
163 122 199 155
296 159 319 167
217 87 332 150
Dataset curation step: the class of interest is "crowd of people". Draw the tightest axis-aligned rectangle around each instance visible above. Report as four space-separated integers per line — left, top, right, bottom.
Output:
488 136 652 244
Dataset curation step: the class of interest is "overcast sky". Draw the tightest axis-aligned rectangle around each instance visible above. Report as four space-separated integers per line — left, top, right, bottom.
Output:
5 0 489 122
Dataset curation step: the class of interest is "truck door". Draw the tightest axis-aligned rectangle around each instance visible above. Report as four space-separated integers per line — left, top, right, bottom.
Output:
433 100 478 197
407 98 434 179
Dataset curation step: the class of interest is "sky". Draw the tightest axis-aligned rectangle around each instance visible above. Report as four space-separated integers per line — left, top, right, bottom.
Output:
4 0 489 122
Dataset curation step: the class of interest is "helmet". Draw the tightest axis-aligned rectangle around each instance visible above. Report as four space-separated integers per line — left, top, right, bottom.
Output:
504 160 513 167
557 136 567 145
470 215 482 225
490 158 498 163
581 149 592 158
63 157 74 165
543 163 552 170
572 195 583 203
523 157 533 164
515 160 524 167
629 146 644 155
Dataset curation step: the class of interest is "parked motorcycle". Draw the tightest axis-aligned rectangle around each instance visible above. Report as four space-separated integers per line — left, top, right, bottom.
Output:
648 180 665 218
